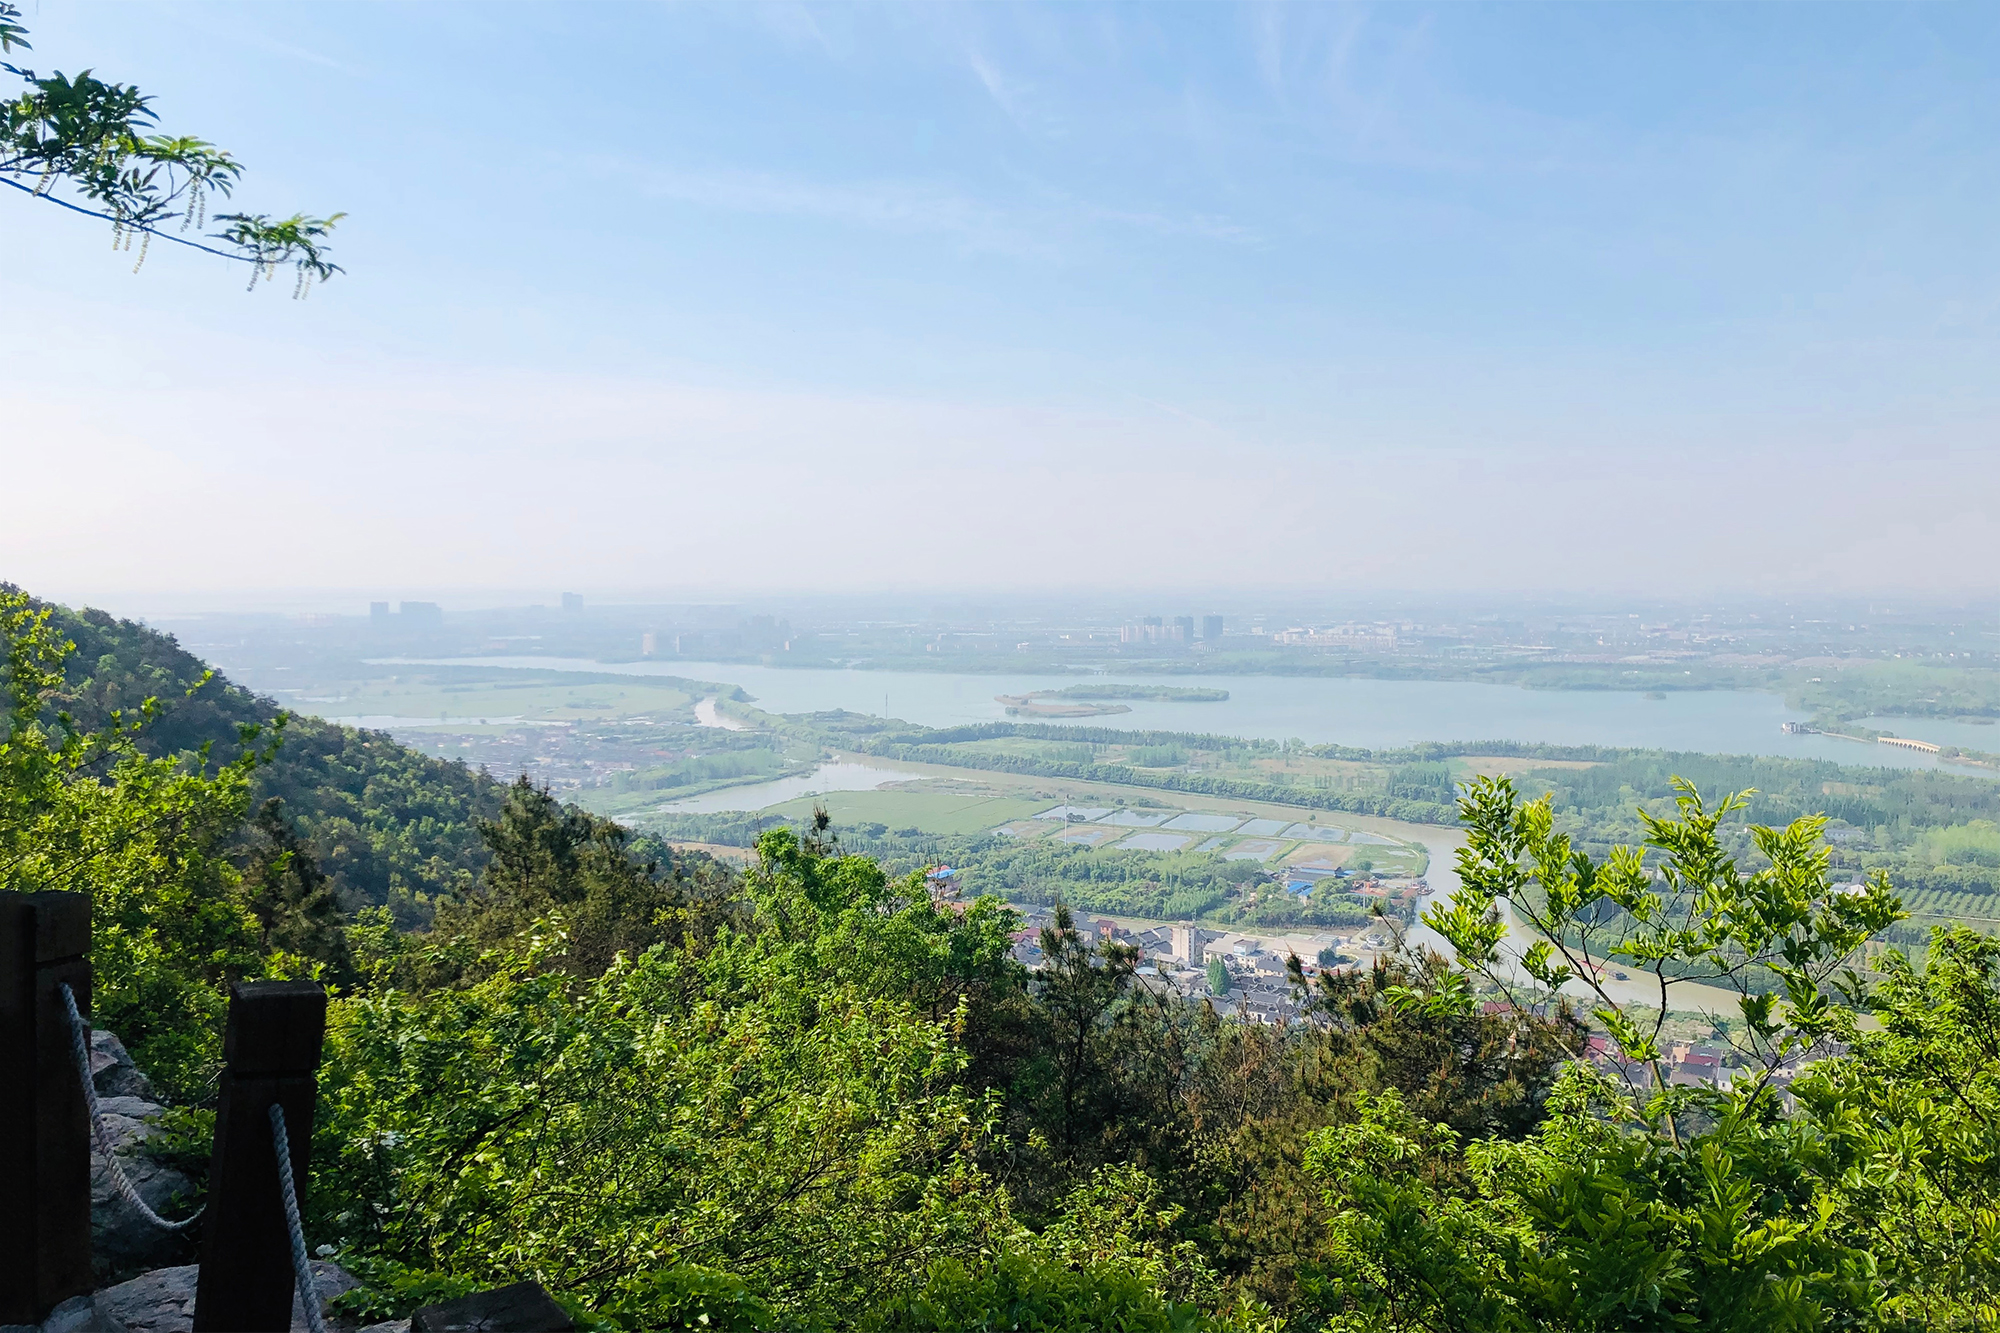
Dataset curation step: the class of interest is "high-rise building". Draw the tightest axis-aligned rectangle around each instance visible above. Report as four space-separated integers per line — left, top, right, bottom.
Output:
1174 615 1195 643
1171 923 1203 970
1202 614 1225 642
561 592 584 613
641 632 657 657
399 601 444 627
369 601 390 626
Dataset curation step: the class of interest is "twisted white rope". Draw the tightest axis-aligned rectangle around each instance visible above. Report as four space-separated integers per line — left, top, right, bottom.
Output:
270 1102 328 1333
57 982 204 1232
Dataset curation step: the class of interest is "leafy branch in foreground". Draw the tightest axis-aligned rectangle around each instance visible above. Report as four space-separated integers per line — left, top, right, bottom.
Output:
0 1 342 289
1426 774 1903 1140
1299 778 2000 1331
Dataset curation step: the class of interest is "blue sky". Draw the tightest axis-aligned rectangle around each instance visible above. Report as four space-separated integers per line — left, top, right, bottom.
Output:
5 2 1999 603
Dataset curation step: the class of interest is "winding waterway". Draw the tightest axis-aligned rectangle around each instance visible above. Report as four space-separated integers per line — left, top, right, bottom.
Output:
389 655 1991 774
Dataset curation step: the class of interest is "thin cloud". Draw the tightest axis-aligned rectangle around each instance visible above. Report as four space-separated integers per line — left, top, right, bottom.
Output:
601 159 1054 258
184 12 367 77
969 52 1066 138
1084 204 1262 246
594 156 1261 256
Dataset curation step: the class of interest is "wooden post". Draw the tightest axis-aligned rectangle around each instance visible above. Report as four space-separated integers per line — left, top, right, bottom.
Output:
192 980 327 1333
0 891 92 1324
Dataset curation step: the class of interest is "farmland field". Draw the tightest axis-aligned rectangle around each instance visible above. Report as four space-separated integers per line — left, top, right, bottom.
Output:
754 787 1051 835
303 669 717 725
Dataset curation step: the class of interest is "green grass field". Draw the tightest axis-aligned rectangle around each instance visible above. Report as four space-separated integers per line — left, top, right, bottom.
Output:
295 673 709 724
1898 888 2000 928
759 787 1051 835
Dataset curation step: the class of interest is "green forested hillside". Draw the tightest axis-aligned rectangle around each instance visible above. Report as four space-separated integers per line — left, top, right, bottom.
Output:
35 594 505 920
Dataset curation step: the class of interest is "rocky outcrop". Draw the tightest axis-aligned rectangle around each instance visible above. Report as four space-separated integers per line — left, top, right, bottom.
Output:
89 1031 154 1102
85 1266 194 1333
39 1261 365 1333
86 1033 197 1283
9 1034 365 1333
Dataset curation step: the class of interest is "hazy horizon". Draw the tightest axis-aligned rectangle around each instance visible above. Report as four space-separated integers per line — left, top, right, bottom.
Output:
38 584 1999 630
8 2 2000 599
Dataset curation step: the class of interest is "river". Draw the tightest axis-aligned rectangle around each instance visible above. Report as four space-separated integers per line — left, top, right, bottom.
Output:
388 655 1990 773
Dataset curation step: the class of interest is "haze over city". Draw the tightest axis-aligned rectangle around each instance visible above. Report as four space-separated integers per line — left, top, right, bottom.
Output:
8 1 2000 603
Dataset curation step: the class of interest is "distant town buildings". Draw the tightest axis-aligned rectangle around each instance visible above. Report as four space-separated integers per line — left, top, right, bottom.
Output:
739 615 792 652
562 592 584 613
370 600 443 630
1111 614 1399 652
1120 615 1192 645
1271 623 1397 650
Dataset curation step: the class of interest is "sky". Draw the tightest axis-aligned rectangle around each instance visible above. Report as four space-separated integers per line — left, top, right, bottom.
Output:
5 1 2000 607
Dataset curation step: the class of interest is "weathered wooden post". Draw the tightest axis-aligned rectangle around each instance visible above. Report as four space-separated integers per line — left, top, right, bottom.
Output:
0 891 92 1324
192 979 327 1333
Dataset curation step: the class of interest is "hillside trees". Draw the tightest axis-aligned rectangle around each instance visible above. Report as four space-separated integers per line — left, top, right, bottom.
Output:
423 775 738 982
25 591 506 916
1 588 272 1095
314 823 1030 1327
242 795 358 987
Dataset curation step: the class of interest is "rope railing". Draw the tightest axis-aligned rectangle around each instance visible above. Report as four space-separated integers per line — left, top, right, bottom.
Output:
31 963 540 1332
60 981 329 1331
271 1103 328 1333
5 900 336 1330
56 982 204 1233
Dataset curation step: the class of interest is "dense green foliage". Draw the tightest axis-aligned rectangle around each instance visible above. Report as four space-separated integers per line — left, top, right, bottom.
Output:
648 811 1399 932
27 592 507 921
1298 932 2000 1331
3 592 292 1095
1519 749 2000 933
1367 776 1999 1331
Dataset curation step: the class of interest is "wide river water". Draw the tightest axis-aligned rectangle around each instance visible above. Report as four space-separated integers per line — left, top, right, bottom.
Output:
371 656 1794 1009
392 656 1993 774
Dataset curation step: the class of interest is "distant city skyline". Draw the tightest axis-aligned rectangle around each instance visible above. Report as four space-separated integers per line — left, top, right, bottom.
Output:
7 2 2000 599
